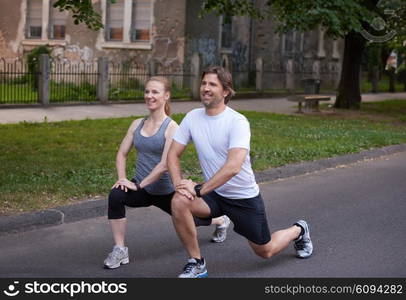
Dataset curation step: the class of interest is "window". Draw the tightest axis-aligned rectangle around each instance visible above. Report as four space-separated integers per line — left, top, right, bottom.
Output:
105 0 151 43
106 0 124 41
283 31 295 53
26 0 42 39
49 0 67 39
220 15 232 49
24 0 67 44
131 0 151 42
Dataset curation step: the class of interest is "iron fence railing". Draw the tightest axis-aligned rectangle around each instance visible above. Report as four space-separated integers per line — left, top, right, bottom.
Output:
1 54 342 105
50 60 98 103
108 61 149 101
0 57 196 105
0 58 38 104
108 62 194 101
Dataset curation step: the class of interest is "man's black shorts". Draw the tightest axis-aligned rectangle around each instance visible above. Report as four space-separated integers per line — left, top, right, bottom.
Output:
202 191 271 245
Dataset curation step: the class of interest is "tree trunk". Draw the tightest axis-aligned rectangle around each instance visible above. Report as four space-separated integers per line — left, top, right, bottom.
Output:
388 69 396 93
334 31 367 109
371 66 379 93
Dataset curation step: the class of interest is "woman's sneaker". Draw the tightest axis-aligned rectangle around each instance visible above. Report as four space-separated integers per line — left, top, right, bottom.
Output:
178 258 208 278
293 220 313 258
211 215 231 243
103 245 129 269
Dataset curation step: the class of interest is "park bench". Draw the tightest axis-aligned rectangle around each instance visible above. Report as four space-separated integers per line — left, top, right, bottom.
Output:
287 94 331 113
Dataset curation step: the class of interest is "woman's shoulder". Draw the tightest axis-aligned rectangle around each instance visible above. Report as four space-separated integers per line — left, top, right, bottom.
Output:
128 118 144 133
167 118 179 131
164 119 179 138
167 118 179 128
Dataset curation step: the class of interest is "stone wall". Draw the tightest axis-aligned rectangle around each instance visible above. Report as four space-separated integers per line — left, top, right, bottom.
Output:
0 0 188 67
0 0 22 59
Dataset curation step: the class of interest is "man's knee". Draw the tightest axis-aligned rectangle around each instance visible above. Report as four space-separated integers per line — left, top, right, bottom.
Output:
254 249 273 259
250 242 274 259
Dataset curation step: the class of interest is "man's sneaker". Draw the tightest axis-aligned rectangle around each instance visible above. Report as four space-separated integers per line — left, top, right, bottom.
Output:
293 220 313 258
178 258 208 278
211 215 231 243
103 245 129 269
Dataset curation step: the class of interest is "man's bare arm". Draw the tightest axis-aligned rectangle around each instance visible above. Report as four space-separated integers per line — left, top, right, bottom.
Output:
176 148 248 196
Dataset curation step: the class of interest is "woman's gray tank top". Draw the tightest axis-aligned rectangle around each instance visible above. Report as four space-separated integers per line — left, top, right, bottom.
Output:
133 117 174 195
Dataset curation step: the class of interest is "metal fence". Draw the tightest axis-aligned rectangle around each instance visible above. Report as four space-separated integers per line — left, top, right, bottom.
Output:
1 54 341 106
0 57 195 105
0 58 38 104
50 59 98 103
108 62 194 101
108 61 149 101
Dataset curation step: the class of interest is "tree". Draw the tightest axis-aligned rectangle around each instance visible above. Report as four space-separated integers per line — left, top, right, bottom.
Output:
53 0 111 31
364 43 383 93
201 0 405 109
53 0 405 108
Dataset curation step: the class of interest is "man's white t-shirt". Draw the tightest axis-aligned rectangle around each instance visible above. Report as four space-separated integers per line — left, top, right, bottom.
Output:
173 106 259 199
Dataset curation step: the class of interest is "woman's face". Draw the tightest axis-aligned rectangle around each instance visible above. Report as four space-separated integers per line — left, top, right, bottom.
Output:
144 80 169 112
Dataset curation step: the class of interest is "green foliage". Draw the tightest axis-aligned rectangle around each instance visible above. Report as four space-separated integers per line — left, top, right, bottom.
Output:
385 0 406 38
26 45 51 74
397 63 406 80
201 0 376 38
26 45 51 90
50 81 97 101
396 63 406 90
360 74 404 92
53 0 116 30
201 0 406 40
364 43 383 69
200 0 260 20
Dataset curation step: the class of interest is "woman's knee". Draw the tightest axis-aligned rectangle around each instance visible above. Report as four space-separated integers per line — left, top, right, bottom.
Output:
108 188 126 209
171 192 191 212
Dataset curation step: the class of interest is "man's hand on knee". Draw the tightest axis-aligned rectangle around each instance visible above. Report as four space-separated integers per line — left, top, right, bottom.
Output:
176 188 195 201
176 179 197 198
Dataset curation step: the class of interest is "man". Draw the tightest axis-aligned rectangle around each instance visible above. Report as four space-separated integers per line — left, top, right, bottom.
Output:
167 66 313 278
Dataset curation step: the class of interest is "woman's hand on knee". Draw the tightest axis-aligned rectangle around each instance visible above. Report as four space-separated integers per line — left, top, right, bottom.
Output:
112 178 137 192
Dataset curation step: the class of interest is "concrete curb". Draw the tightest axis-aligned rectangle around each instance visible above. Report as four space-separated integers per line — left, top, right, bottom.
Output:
1 144 405 235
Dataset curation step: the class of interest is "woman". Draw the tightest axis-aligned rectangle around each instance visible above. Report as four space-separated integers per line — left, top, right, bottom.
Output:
104 76 230 269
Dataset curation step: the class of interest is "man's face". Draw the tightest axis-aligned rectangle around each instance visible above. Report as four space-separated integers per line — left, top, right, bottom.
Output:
200 73 229 108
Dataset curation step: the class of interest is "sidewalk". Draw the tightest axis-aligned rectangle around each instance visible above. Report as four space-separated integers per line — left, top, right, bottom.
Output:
1 92 406 124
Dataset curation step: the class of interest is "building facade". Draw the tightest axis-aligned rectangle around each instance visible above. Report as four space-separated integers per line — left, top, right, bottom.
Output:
0 0 343 90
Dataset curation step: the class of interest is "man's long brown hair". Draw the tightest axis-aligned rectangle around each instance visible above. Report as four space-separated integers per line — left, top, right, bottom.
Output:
201 66 235 104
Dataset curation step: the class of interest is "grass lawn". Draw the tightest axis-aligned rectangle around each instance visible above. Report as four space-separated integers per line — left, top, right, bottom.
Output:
1 100 406 216
361 100 406 122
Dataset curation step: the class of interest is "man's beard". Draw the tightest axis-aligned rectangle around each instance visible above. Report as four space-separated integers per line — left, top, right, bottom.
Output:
201 94 224 108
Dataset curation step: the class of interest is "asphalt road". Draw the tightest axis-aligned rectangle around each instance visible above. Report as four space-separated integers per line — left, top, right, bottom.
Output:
0 152 405 278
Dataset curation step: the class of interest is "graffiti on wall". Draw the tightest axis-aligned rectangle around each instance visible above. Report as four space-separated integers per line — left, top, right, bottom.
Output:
189 38 218 66
153 38 183 67
51 45 94 63
231 41 247 70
